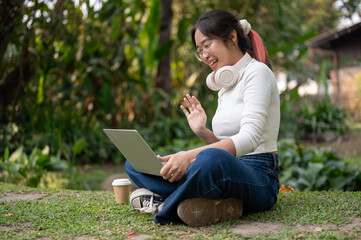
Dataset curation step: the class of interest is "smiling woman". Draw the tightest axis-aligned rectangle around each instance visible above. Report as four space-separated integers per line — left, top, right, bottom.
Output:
125 9 281 227
191 10 271 69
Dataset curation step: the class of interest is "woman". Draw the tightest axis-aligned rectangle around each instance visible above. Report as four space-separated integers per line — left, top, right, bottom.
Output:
125 9 280 226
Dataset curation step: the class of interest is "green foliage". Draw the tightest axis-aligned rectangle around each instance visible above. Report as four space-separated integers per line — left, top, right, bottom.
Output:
0 0 358 167
0 114 121 165
155 138 204 156
279 88 350 140
296 98 350 138
278 139 361 191
140 117 197 146
0 146 68 187
72 138 86 155
291 55 350 139
279 87 301 138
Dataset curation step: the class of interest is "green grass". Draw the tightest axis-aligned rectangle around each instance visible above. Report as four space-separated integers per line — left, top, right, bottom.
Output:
1 183 360 239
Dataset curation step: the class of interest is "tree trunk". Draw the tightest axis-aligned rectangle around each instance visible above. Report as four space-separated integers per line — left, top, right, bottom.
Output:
156 0 173 117
0 0 24 68
0 0 25 121
0 0 36 122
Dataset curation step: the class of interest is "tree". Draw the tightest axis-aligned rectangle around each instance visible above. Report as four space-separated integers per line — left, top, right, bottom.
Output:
0 0 33 121
156 0 173 117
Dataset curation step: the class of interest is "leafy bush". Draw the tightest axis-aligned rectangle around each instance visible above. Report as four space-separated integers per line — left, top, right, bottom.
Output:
296 98 350 139
279 88 303 138
0 117 123 166
0 146 68 187
141 117 199 147
278 139 361 191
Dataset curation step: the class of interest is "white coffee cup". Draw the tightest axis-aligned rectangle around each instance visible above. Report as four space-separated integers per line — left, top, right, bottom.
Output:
112 178 131 203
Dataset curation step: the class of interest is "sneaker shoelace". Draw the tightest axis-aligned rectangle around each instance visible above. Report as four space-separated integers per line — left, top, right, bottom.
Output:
136 195 161 214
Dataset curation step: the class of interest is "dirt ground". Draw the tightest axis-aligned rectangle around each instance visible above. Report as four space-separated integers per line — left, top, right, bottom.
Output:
0 192 45 202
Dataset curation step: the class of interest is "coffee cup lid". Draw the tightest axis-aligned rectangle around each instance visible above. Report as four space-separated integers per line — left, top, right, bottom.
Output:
112 178 131 186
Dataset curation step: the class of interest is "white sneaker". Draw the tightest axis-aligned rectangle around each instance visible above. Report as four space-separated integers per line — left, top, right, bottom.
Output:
130 188 165 214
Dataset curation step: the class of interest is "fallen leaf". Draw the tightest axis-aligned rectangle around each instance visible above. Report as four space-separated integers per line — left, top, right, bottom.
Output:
297 233 304 238
279 184 295 192
126 230 137 237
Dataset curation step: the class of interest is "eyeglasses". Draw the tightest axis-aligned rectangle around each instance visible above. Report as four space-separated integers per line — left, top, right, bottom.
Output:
194 39 214 61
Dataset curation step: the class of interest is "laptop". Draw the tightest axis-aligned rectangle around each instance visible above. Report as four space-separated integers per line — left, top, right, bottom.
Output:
103 129 164 176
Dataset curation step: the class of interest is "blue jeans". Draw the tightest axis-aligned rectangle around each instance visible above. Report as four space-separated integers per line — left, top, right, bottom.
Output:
125 148 280 225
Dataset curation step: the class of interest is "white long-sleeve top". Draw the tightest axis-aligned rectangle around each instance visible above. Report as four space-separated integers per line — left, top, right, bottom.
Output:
212 53 280 157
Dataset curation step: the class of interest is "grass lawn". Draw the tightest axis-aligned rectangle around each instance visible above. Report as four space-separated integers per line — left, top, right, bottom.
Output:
0 183 360 239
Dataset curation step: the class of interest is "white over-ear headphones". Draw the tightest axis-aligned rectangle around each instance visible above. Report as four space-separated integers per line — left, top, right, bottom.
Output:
206 53 252 91
206 66 240 91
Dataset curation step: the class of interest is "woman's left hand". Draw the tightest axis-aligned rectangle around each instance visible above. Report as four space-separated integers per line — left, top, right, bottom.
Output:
158 152 193 183
180 94 207 137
